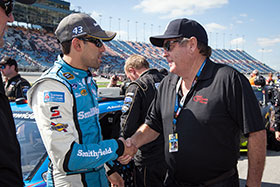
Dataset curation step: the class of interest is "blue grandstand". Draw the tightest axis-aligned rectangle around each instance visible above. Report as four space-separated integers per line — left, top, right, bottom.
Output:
1 26 275 74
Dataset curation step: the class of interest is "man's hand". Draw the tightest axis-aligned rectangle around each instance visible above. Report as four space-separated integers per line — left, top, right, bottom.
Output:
107 172 124 187
117 138 137 164
275 131 280 141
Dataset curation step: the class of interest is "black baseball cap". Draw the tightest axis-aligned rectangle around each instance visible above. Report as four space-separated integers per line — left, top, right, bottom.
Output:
0 56 17 67
55 13 116 43
150 18 208 47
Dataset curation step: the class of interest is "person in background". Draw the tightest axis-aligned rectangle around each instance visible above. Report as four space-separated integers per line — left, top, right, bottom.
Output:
0 0 36 186
27 13 137 187
123 18 266 187
249 69 259 85
107 75 121 87
266 72 274 85
0 56 31 101
119 54 167 186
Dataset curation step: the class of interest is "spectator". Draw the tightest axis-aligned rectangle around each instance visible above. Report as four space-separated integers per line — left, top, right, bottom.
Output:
123 18 266 187
266 72 274 85
118 54 167 186
27 13 137 187
0 56 31 101
249 69 259 85
107 75 121 87
0 0 36 186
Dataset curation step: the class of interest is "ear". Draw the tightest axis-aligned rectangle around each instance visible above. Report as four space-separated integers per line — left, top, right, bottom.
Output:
72 38 83 52
188 36 198 53
128 67 135 74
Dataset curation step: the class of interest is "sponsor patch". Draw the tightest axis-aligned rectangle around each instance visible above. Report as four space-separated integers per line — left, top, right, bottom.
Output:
44 92 65 103
80 89 88 96
124 96 133 103
154 82 160 89
50 106 61 119
121 104 130 113
78 107 99 120
50 122 68 132
71 83 78 89
77 147 112 159
63 72 74 80
126 92 134 96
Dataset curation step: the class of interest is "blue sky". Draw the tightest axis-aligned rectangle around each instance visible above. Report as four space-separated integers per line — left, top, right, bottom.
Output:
67 0 280 71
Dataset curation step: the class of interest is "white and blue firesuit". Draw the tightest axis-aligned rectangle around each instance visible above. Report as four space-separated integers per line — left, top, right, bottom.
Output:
27 55 123 187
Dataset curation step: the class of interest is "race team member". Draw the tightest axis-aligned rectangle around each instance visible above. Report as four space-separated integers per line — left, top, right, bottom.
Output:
120 54 167 186
27 13 137 187
124 18 266 187
274 91 280 141
0 57 31 101
0 0 36 186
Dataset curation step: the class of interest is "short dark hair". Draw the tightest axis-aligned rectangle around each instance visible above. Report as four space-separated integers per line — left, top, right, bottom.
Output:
60 40 72 55
0 56 18 72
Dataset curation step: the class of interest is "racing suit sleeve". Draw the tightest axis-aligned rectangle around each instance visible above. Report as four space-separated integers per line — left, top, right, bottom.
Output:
28 80 123 174
120 83 143 139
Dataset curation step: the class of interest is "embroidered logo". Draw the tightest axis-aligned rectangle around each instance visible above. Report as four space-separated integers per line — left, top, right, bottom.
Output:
81 89 88 96
50 106 61 119
63 72 74 80
50 122 68 132
44 92 65 103
193 95 208 104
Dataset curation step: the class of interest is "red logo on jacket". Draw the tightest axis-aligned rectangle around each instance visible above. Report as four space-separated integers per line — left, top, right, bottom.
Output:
193 95 208 104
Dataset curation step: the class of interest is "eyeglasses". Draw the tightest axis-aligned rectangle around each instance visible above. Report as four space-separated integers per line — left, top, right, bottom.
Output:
0 0 13 17
79 37 103 48
163 39 181 52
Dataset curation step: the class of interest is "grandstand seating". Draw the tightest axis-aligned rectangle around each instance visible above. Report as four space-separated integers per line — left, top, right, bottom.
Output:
1 26 275 74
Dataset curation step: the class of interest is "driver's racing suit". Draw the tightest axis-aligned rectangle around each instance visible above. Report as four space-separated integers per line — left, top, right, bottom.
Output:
27 56 124 187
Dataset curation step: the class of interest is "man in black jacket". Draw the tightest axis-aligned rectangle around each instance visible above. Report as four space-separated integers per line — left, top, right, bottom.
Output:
274 92 280 141
1 57 30 101
120 54 167 186
0 0 36 186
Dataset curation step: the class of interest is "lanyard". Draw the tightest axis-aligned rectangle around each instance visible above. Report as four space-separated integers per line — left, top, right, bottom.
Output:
172 60 206 133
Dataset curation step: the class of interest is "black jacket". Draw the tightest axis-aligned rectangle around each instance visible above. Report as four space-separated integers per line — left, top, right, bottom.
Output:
274 92 280 131
120 69 165 165
0 74 23 186
4 74 30 101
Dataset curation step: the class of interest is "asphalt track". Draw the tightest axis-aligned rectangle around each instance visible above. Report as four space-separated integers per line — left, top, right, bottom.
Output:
21 72 280 186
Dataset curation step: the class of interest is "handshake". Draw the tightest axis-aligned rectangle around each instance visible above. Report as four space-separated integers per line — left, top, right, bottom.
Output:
117 137 137 164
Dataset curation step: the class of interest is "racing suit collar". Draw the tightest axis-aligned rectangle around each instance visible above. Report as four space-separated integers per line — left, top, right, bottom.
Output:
55 55 91 78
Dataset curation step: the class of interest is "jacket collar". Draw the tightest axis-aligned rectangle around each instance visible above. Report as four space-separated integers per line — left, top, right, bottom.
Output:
55 54 91 78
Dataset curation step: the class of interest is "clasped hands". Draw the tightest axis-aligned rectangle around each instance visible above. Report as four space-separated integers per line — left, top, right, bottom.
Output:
118 137 137 164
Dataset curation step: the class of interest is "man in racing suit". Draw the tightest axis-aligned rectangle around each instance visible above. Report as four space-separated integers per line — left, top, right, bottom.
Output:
119 54 167 186
27 13 137 187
